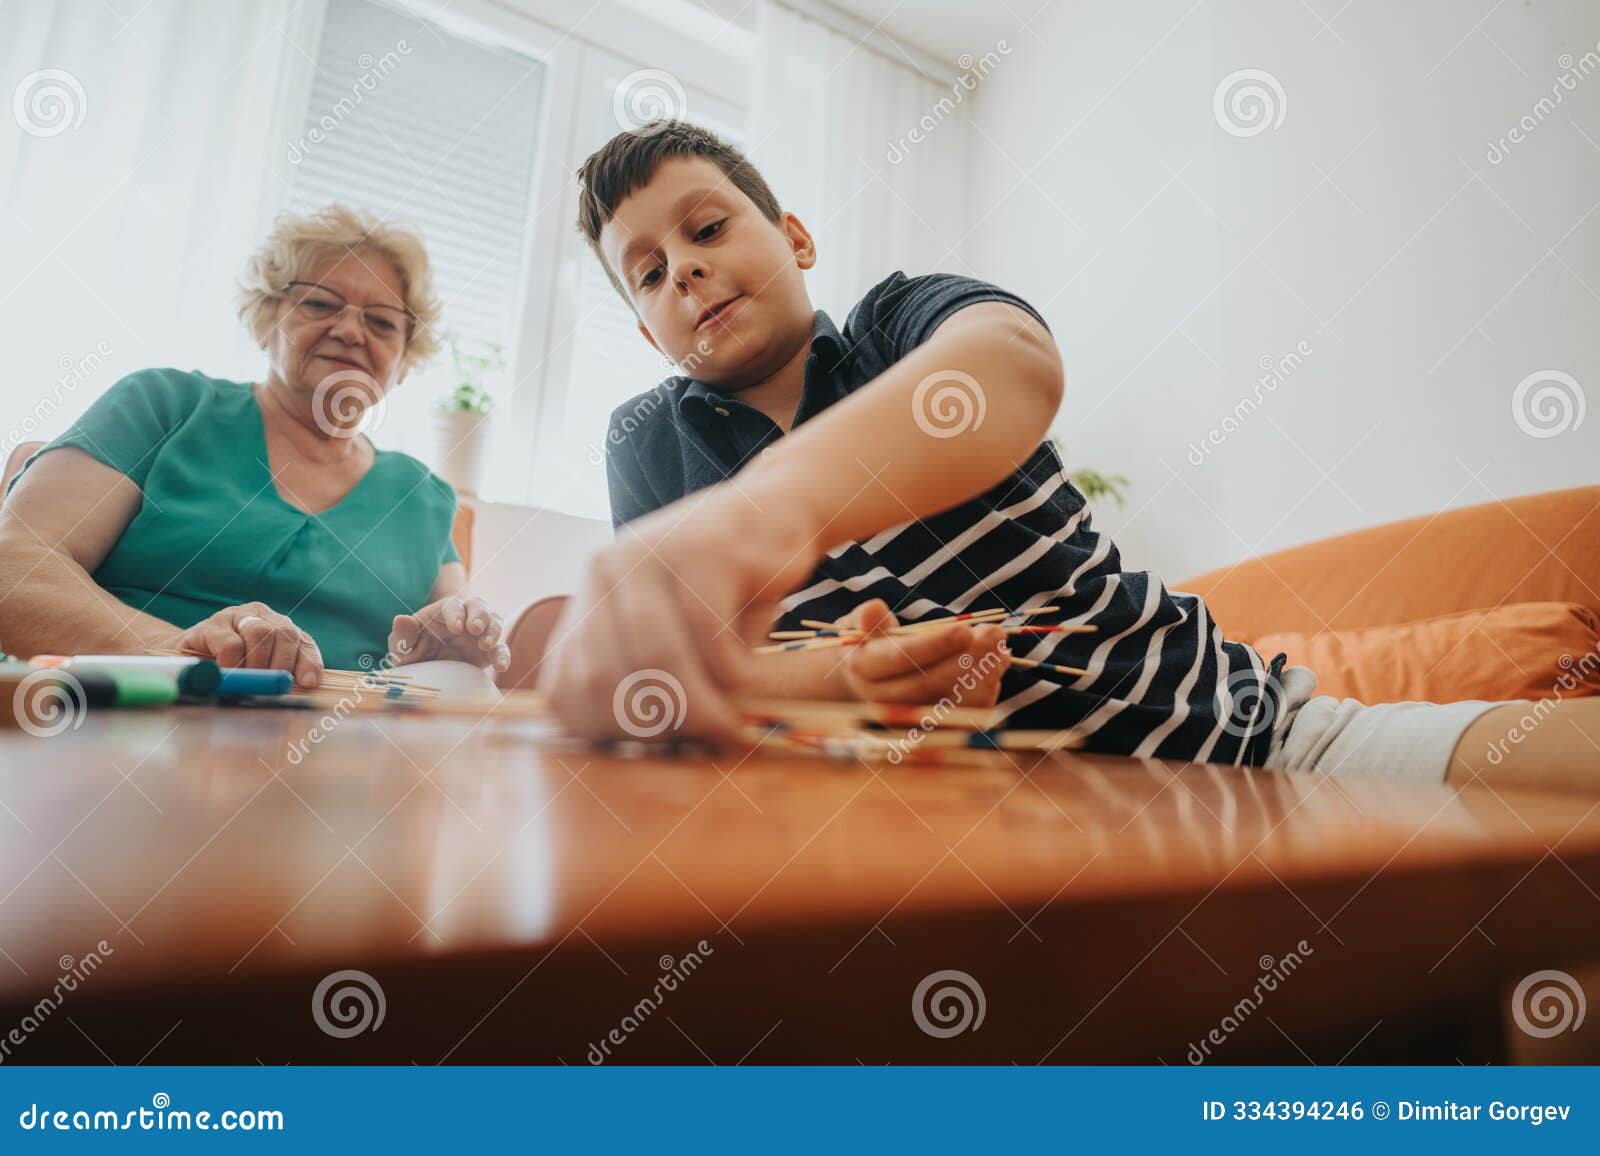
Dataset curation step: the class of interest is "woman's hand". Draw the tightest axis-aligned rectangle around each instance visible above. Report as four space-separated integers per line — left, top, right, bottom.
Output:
161 602 324 688
388 595 508 671
838 599 1010 709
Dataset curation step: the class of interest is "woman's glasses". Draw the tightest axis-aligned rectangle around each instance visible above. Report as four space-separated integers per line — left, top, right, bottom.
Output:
279 281 414 345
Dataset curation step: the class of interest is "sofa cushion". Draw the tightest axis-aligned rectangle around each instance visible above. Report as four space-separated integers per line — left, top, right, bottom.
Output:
1180 485 1600 639
1254 601 1600 705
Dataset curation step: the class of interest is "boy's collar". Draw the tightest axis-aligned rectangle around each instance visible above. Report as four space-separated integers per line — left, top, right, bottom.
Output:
809 309 848 372
678 310 847 417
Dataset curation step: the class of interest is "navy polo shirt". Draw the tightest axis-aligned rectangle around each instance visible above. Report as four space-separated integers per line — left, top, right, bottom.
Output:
602 272 1286 766
604 273 1036 524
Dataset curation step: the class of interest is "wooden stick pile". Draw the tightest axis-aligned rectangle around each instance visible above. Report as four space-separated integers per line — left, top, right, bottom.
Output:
260 687 1083 766
147 648 441 702
757 605 1097 679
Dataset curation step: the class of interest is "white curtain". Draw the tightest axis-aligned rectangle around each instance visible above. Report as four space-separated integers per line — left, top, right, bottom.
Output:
748 0 971 322
0 0 317 449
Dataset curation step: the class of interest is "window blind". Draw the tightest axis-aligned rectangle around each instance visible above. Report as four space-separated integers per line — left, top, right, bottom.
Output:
287 0 546 358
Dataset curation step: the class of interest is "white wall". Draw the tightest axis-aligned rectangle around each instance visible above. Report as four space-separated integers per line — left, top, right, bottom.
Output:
963 0 1598 583
465 499 612 616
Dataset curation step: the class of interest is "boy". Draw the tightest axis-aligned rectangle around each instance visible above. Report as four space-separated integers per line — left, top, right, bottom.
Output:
542 121 1599 792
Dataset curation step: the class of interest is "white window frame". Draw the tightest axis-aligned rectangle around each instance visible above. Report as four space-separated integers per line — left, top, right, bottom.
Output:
342 0 752 508
526 43 746 511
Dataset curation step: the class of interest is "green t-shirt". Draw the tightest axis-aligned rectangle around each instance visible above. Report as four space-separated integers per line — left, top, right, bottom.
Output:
13 367 460 670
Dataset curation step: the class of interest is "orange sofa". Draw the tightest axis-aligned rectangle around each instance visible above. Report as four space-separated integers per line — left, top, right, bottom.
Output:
1176 486 1600 704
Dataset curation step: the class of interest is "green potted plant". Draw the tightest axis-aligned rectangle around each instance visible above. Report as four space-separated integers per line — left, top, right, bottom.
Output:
1066 466 1130 509
433 337 502 494
1051 438 1130 509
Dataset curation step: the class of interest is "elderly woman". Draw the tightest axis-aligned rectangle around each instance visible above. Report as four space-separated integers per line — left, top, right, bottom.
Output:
0 204 508 689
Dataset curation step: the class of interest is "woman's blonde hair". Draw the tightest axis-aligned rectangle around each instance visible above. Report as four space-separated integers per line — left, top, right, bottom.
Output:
236 204 443 368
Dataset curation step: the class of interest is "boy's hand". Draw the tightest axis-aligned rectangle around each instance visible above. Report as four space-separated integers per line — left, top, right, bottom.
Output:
539 486 824 740
838 599 1009 708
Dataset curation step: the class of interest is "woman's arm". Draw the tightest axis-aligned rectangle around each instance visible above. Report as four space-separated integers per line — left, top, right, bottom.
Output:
0 447 325 684
427 561 467 601
0 447 177 655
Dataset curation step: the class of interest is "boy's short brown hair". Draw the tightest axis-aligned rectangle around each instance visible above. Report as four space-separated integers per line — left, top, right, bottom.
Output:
576 120 783 301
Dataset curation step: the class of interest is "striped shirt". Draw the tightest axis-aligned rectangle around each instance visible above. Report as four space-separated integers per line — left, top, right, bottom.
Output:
605 273 1287 765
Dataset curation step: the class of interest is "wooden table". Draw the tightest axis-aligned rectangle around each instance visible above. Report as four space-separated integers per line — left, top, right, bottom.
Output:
1 705 1597 1064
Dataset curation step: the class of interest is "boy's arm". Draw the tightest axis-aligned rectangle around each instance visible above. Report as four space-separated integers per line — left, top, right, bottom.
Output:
747 647 852 700
542 303 1061 739
737 302 1061 552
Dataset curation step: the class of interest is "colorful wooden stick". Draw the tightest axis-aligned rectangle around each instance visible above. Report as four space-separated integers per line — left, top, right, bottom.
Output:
1008 655 1089 677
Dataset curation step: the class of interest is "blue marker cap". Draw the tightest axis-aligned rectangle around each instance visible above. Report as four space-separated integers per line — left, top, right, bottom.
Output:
215 668 295 696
